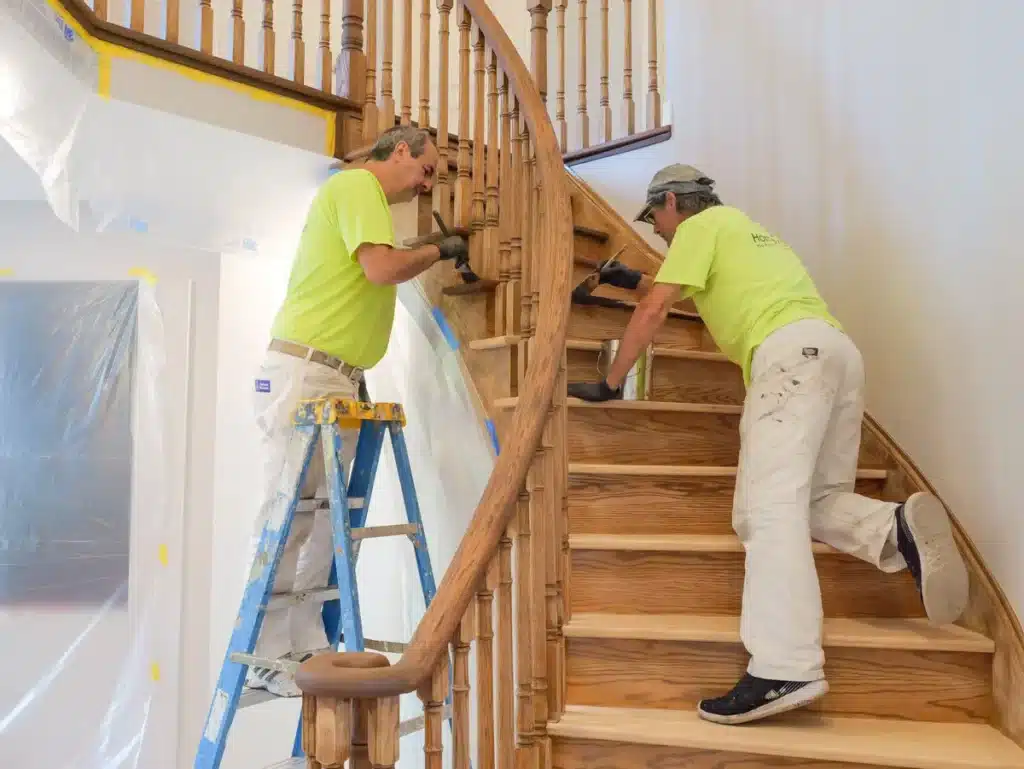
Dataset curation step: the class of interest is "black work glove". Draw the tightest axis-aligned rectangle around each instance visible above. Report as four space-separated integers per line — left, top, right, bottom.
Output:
598 260 642 291
437 234 469 263
567 379 623 402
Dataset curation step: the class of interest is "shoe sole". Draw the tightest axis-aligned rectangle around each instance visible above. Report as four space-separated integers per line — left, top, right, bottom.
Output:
697 679 829 725
903 492 969 626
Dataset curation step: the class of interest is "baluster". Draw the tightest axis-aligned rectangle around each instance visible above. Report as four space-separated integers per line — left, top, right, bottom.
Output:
315 698 353 768
260 0 275 74
622 0 635 134
495 72 512 333
292 0 305 84
483 48 500 286
529 259 548 739
547 359 567 720
417 657 448 769
514 489 537 769
418 0 432 127
379 0 396 131
165 0 180 43
93 0 107 21
454 5 472 229
362 0 378 140
599 0 611 141
228 0 243 64
528 2 551 106
400 0 413 124
130 0 143 31
435 1 454 225
576 0 589 148
476 560 497 769
554 0 568 150
471 28 486 277
368 697 400 769
453 613 473 769
351 700 371 769
505 100 523 338
200 0 214 54
302 694 318 765
497 529 515 769
318 0 331 92
518 122 533 344
647 0 661 128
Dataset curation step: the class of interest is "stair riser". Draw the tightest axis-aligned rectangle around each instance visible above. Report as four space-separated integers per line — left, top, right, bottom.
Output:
567 305 708 351
566 637 992 723
566 348 744 405
570 550 925 618
568 408 883 467
568 474 887 535
554 738 918 769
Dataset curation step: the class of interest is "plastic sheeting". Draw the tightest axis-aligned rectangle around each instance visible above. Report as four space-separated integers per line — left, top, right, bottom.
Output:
0 279 176 767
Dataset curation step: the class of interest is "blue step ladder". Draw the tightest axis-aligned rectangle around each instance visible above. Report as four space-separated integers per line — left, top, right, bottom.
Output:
195 396 440 769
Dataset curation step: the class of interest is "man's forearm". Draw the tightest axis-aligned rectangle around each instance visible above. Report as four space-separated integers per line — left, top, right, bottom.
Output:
635 274 656 298
605 303 665 388
382 244 441 284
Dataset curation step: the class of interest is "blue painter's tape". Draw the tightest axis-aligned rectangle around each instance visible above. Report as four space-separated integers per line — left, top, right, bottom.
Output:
431 307 460 350
242 238 258 251
128 216 148 233
485 419 500 455
255 379 271 393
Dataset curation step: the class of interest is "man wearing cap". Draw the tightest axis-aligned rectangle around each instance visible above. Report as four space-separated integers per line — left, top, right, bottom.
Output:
244 125 469 697
568 164 969 724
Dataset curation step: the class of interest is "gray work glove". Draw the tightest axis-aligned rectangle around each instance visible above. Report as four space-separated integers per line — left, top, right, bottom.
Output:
598 260 643 291
437 235 469 263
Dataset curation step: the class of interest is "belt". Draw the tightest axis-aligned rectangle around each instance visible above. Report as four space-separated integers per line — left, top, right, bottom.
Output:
269 339 364 382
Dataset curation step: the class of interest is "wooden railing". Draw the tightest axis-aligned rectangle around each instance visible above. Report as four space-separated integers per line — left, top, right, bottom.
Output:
295 1 573 768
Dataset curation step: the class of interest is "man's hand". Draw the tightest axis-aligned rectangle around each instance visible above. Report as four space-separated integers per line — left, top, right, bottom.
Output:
567 379 623 402
438 234 469 263
598 260 643 291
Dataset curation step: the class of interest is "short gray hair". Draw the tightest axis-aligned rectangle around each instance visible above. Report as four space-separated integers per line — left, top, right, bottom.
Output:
651 188 722 216
368 125 433 161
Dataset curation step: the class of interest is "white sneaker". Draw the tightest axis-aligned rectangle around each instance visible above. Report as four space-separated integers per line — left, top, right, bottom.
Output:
245 649 326 698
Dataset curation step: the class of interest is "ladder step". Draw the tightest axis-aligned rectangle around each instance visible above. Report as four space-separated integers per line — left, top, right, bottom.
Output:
350 523 419 540
264 587 339 611
295 497 364 512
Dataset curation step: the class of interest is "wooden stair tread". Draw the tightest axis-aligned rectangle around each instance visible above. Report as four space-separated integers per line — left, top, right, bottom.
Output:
493 397 741 415
573 224 610 242
570 532 838 554
568 463 889 481
470 335 729 364
565 613 995 653
549 705 1024 769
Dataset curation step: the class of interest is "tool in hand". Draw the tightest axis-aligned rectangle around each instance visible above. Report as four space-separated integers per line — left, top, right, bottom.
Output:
433 211 480 284
572 245 628 303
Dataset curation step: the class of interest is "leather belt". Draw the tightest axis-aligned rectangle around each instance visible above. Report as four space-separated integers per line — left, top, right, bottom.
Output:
269 338 364 382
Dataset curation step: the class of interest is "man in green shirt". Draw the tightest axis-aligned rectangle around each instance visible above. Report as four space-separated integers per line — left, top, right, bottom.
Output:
246 125 468 697
567 164 969 725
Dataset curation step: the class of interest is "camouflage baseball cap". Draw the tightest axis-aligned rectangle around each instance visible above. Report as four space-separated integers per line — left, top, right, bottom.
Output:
634 164 716 223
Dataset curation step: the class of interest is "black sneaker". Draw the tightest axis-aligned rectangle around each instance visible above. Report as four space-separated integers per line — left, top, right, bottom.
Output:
697 673 829 725
894 492 969 626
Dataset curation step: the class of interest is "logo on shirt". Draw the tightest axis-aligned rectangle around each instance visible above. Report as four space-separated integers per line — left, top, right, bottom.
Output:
255 379 271 393
751 232 784 248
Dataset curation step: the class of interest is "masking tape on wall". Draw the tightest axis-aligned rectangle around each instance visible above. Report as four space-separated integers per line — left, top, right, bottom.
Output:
128 267 157 285
157 543 169 567
150 663 161 682
0 269 13 277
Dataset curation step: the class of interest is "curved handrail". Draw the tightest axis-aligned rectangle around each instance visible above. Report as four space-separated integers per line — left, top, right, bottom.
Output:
295 0 573 698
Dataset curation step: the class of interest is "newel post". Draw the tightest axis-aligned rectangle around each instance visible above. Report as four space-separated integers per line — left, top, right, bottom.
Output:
528 1 553 106
337 0 367 103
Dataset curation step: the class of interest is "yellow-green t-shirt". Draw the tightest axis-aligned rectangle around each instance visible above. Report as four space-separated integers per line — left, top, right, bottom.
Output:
270 169 396 369
654 206 841 385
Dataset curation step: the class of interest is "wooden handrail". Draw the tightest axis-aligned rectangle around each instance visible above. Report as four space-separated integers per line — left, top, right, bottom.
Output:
295 0 572 699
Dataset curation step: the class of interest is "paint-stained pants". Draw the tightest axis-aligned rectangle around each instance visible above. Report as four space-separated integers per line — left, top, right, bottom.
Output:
250 351 361 660
735 319 904 682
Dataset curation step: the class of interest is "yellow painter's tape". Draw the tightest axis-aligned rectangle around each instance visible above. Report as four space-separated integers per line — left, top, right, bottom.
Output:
324 115 336 157
150 663 161 682
128 267 157 285
157 543 169 566
0 269 13 277
97 50 112 99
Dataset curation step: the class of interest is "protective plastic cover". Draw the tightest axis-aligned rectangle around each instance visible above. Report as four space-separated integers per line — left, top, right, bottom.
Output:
0 279 176 767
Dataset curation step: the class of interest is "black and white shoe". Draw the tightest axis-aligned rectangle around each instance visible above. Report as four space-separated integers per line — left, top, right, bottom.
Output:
697 673 829 725
245 650 320 697
895 492 969 626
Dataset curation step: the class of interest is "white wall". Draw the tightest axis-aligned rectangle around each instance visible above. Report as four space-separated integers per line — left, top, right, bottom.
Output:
0 201 221 768
657 0 1024 619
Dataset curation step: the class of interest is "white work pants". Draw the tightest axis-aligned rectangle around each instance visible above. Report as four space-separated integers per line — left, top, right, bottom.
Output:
249 351 361 660
734 319 904 682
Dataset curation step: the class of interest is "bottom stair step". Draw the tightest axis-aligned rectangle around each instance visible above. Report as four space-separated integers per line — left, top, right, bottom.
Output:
550 705 1024 769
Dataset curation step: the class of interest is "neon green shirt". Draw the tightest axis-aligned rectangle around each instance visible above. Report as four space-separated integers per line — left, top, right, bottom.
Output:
270 169 396 369
654 206 841 385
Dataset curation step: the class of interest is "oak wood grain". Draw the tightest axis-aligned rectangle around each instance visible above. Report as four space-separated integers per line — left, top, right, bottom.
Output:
567 304 704 350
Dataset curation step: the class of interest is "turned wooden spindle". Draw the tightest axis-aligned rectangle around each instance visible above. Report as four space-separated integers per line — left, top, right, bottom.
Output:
400 0 413 124
646 0 660 128
200 0 214 54
227 0 243 63
259 0 274 73
530 424 549 731
505 99 523 336
130 0 143 31
362 0 378 139
476 560 498 769
368 697 400 769
416 657 448 769
454 4 473 229
93 0 108 21
576 0 590 148
622 0 635 134
471 28 487 276
483 49 501 286
378 0 396 131
453 613 473 769
318 0 331 92
599 0 611 141
495 71 512 330
497 529 515 769
554 0 568 150
435 0 454 226
418 0 432 128
514 488 537 769
165 0 180 43
527 1 552 106
292 0 305 84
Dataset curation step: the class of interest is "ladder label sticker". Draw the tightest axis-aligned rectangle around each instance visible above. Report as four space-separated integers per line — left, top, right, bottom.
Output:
255 379 272 393
204 690 229 742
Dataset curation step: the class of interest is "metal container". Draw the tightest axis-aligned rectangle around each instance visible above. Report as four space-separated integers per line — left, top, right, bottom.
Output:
599 339 653 400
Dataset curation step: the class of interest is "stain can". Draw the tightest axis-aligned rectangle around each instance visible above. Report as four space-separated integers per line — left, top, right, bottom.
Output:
599 339 653 400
